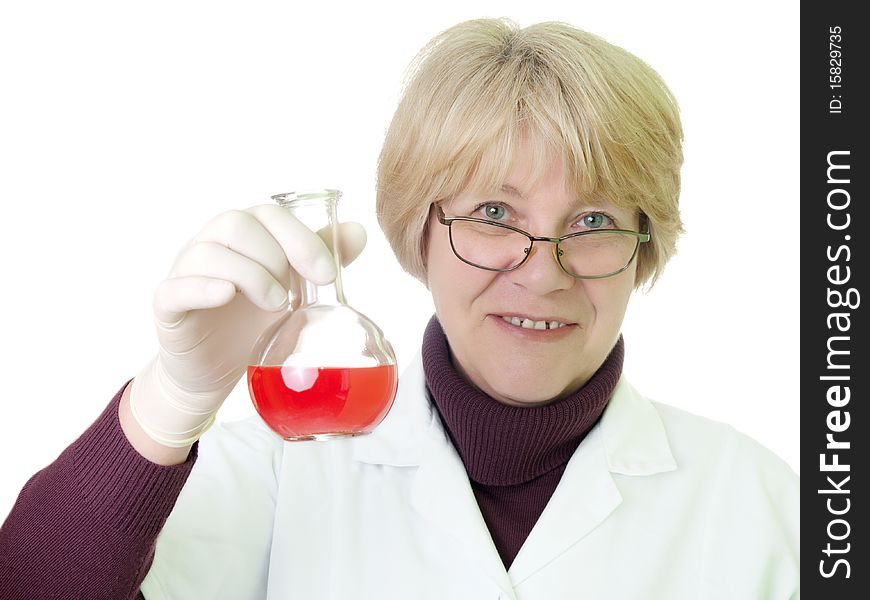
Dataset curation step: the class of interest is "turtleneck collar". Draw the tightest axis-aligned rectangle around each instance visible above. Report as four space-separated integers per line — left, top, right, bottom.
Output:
421 314 624 486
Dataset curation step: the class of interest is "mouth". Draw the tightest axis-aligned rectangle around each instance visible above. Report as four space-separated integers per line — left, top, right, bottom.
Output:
495 314 574 331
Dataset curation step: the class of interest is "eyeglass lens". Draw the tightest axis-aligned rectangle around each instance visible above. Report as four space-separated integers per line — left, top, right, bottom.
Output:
449 220 639 277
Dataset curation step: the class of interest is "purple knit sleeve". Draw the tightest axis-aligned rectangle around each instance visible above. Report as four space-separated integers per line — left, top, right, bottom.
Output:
0 379 198 600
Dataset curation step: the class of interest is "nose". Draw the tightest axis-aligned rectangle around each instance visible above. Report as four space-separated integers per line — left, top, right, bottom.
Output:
507 241 574 293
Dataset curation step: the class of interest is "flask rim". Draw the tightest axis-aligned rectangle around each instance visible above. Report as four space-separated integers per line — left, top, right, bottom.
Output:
272 189 341 208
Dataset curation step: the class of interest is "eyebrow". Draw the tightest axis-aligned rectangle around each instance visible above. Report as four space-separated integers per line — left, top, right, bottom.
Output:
500 184 525 198
499 185 589 209
496 184 626 214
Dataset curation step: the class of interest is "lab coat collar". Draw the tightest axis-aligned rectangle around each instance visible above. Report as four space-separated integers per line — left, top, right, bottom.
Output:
350 350 441 466
352 348 677 476
598 377 678 476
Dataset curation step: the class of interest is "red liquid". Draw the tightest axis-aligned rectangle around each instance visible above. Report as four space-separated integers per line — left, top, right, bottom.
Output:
247 364 398 439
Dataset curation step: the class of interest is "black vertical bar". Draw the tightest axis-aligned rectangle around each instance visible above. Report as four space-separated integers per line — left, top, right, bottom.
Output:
802 2 868 597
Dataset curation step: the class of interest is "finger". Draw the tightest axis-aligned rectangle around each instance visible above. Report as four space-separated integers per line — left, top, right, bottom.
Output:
335 221 367 267
179 209 308 291
153 276 239 325
243 204 338 285
166 242 289 314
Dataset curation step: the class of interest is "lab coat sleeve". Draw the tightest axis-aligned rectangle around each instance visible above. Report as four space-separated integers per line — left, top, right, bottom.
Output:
697 426 800 600
139 416 284 599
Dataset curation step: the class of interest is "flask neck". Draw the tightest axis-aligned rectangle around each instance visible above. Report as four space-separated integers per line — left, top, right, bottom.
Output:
301 269 347 306
272 190 348 309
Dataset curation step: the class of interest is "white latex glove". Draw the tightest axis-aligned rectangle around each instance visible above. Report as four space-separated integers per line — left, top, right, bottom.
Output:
129 204 367 447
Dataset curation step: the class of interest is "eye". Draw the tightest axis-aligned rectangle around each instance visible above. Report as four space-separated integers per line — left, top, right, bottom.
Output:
474 203 508 221
580 212 614 229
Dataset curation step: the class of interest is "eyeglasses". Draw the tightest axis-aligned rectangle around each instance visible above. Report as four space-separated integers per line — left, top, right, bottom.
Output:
436 205 650 279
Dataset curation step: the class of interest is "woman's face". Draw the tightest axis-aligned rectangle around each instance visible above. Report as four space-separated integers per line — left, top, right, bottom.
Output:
426 148 638 406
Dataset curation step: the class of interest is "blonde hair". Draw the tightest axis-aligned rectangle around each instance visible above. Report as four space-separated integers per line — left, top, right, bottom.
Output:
376 18 684 288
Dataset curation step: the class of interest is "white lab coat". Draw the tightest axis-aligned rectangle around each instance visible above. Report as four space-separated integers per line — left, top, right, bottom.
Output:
140 349 799 599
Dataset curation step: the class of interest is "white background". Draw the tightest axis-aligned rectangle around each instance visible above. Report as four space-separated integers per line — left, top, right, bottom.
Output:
0 0 799 519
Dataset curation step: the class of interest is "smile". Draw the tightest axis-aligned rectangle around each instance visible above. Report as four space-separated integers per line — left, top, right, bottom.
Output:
500 315 568 330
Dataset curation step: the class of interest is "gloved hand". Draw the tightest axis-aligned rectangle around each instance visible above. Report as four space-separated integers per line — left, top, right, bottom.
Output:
129 204 367 448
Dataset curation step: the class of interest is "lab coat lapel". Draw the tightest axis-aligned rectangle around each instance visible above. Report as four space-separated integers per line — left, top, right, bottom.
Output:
410 434 518 598
353 354 677 596
508 377 677 585
507 425 621 585
353 351 517 597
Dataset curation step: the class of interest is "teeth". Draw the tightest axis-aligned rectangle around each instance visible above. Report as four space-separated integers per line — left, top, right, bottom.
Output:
501 316 567 330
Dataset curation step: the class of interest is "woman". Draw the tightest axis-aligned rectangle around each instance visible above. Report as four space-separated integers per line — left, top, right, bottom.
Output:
0 18 798 599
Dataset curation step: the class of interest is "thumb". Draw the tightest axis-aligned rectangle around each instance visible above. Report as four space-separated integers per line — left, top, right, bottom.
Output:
337 222 367 267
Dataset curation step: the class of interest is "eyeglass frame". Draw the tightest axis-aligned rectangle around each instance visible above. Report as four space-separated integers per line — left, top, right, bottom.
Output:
435 204 651 279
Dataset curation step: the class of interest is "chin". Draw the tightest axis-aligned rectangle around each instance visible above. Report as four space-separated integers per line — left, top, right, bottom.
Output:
486 372 570 407
460 350 578 406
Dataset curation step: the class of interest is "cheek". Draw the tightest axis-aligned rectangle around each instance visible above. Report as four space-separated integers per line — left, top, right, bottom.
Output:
424 224 448 280
427 228 491 303
427 231 465 318
427 231 497 328
425 229 450 298
585 275 635 324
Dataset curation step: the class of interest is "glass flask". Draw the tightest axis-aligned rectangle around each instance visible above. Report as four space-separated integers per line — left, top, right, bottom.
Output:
247 190 398 441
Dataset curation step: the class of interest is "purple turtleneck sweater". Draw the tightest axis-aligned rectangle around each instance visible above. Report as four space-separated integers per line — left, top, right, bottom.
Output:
0 319 623 597
421 315 624 568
